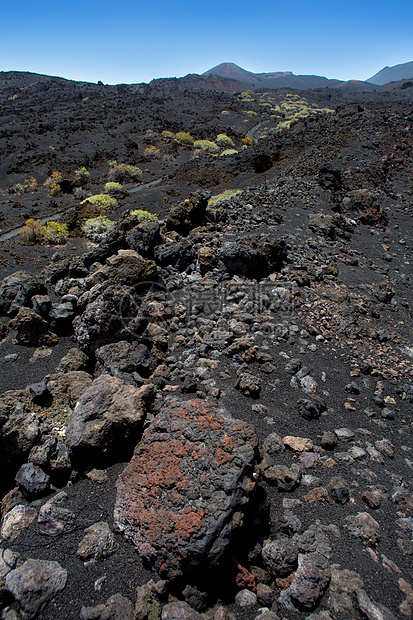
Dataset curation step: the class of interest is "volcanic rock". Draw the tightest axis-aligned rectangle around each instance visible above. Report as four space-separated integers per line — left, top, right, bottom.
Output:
0 272 47 317
65 375 150 465
80 593 134 620
9 308 58 346
74 284 148 352
5 558 67 619
114 399 258 579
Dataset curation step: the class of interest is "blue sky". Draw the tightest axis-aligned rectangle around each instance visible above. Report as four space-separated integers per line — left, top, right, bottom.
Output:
1 0 412 84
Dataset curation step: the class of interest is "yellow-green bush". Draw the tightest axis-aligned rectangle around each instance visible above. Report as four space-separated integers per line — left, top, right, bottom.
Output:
175 132 194 145
11 177 38 194
242 136 253 146
108 161 142 182
43 221 69 244
44 171 62 196
75 166 90 180
221 110 230 116
81 194 117 211
130 209 158 221
105 182 123 194
144 145 161 158
19 219 68 245
193 140 219 153
220 149 238 156
208 189 242 207
81 216 114 242
216 134 234 147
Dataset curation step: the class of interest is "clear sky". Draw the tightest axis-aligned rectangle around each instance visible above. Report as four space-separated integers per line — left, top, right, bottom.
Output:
1 0 412 84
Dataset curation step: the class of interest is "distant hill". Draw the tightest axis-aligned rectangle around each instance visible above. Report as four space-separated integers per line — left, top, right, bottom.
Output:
367 61 413 85
202 62 343 90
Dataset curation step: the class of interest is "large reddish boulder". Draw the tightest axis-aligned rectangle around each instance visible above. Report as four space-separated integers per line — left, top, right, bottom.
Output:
114 399 258 579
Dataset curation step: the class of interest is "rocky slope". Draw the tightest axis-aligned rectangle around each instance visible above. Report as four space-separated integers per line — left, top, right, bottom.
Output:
0 73 412 619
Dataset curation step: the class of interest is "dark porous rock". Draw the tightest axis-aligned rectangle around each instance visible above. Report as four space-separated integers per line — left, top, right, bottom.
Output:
165 192 210 236
74 285 148 353
320 431 337 450
0 394 40 493
57 348 89 373
82 228 127 269
135 579 167 620
9 308 58 347
297 396 326 420
106 251 159 286
48 302 75 333
218 236 287 279
161 601 204 620
279 553 331 611
77 521 117 561
0 320 9 340
328 477 350 504
80 593 134 620
0 272 47 317
114 399 258 580
27 380 48 404
37 491 76 536
5 558 67 619
262 432 285 465
154 240 196 272
262 538 299 577
46 370 93 409
235 372 261 398
198 246 223 274
263 464 301 491
15 463 50 498
95 340 153 378
65 375 150 465
31 294 51 317
127 219 161 257
284 358 302 374
343 512 381 545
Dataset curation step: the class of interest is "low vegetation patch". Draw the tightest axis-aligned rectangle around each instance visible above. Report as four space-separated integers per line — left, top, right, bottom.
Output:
74 166 90 181
9 177 38 194
81 194 117 211
216 134 234 147
220 149 238 156
108 161 142 182
208 189 242 207
20 219 68 245
193 140 219 153
130 209 158 221
175 132 194 145
105 182 123 194
81 216 114 242
43 171 62 196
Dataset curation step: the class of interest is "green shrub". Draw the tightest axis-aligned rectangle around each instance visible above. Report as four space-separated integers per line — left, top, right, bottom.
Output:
193 140 219 153
130 209 158 221
220 149 238 156
75 166 90 180
175 132 194 145
144 145 161 158
19 219 68 245
216 134 234 147
162 130 175 139
10 177 37 194
81 216 114 242
221 110 230 116
242 136 253 146
245 110 257 117
108 161 142 182
43 221 69 245
81 194 117 211
19 219 45 243
105 182 123 194
208 189 242 207
43 171 62 196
